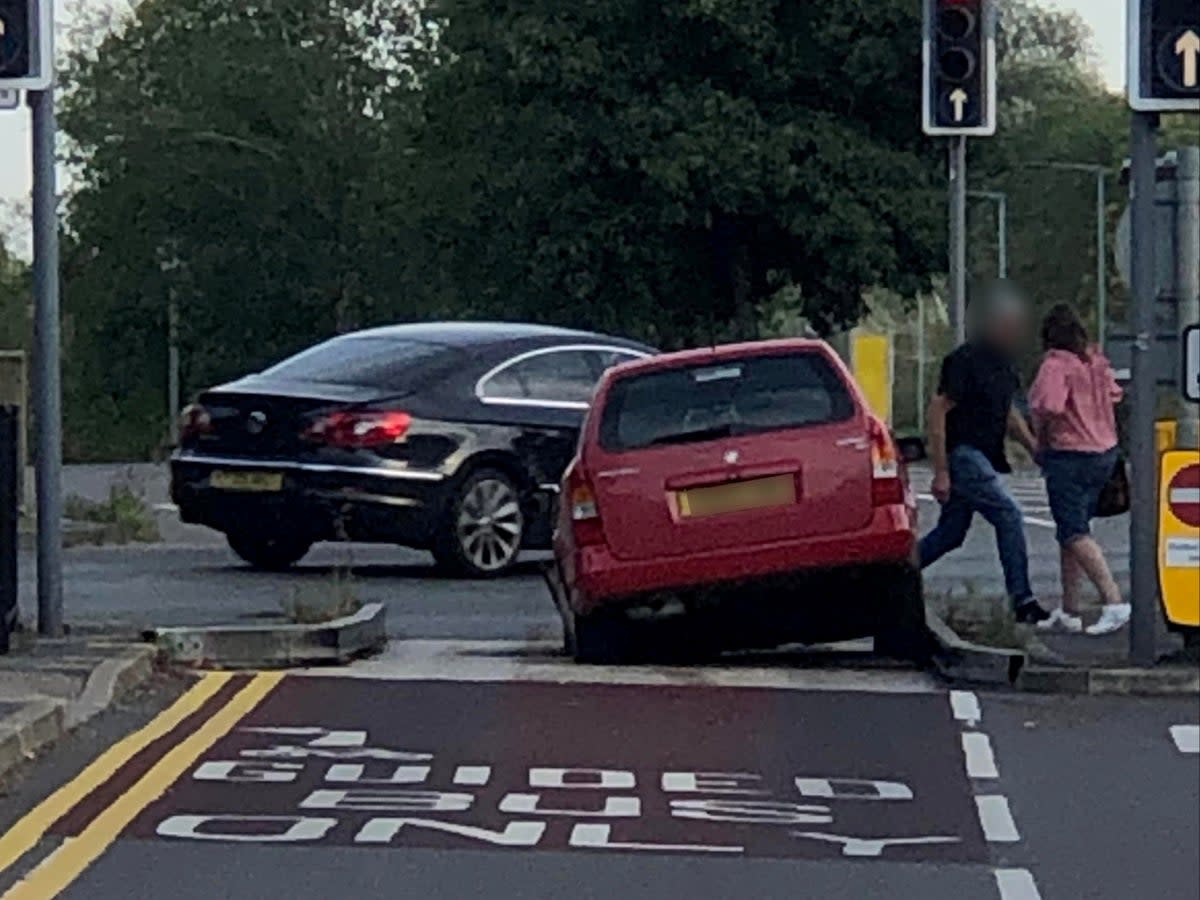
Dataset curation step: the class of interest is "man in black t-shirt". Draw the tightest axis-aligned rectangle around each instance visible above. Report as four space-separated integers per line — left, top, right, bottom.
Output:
919 293 1050 624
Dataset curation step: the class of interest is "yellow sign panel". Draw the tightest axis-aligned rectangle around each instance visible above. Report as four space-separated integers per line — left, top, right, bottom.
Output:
1159 449 1200 629
851 332 893 425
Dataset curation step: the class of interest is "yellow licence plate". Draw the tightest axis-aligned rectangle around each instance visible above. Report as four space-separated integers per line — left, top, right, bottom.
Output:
210 470 284 492
677 474 795 519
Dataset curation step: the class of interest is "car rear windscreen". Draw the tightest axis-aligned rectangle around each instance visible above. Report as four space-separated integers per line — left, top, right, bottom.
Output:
261 337 450 389
598 352 855 452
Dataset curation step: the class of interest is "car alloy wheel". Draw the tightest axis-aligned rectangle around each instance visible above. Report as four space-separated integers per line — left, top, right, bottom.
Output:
453 474 524 575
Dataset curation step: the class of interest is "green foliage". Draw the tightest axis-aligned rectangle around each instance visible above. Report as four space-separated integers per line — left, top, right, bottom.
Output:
400 0 942 345
0 238 30 352
63 484 161 544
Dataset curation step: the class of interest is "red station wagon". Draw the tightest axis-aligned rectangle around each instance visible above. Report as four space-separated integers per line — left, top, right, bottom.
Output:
546 339 929 663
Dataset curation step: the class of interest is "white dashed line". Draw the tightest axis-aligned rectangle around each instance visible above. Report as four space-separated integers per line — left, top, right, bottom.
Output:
950 690 981 727
995 867 1043 900
1170 725 1199 754
962 732 999 779
975 795 1020 842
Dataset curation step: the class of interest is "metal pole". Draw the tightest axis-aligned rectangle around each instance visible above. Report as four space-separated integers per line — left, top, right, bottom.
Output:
168 290 180 444
950 137 968 345
1128 112 1159 667
1176 147 1200 449
917 292 927 435
29 88 63 638
1096 171 1108 351
0 406 17 654
997 193 1008 280
29 83 64 639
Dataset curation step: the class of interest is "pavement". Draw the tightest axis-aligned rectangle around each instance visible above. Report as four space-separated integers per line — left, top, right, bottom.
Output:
0 637 156 782
0 646 1194 899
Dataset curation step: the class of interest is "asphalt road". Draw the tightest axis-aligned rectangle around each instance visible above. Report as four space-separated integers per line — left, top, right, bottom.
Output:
13 465 1129 639
0 661 1195 900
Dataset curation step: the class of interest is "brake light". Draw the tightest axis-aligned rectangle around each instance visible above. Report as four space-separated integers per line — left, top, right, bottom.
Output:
869 417 905 506
303 411 412 449
178 404 212 443
566 467 605 546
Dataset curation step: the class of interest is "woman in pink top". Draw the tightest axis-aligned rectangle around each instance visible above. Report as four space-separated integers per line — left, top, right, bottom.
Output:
1028 304 1128 636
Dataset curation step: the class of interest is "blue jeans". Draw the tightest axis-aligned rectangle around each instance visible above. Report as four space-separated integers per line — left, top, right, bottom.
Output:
1042 448 1119 546
919 446 1034 608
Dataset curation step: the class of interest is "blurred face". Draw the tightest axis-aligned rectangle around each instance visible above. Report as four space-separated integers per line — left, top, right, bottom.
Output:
986 306 1028 355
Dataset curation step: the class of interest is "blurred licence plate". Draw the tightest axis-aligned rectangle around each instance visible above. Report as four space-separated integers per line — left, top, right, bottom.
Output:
677 474 794 518
210 470 283 492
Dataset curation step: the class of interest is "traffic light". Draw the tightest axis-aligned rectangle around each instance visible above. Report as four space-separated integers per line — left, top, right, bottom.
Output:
0 0 49 90
1129 0 1200 111
923 0 996 136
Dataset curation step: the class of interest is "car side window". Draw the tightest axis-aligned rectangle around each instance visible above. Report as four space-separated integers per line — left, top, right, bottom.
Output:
480 349 599 405
589 349 645 375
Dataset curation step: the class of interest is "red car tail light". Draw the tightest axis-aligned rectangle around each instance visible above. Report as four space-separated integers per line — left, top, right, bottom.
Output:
566 468 605 547
303 410 412 449
869 416 905 507
178 404 212 442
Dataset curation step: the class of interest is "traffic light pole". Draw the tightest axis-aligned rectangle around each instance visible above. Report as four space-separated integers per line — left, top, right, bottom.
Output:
29 83 63 637
1128 111 1160 667
949 136 968 345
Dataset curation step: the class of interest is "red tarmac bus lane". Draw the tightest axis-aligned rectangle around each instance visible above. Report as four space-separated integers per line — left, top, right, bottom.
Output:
88 677 990 864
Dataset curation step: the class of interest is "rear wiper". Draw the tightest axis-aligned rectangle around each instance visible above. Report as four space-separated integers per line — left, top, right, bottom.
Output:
647 424 735 447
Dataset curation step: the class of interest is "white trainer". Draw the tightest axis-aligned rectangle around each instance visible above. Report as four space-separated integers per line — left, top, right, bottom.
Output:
1036 608 1083 634
1085 603 1131 636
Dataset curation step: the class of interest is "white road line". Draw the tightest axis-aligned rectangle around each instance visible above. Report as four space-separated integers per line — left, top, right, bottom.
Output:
975 795 1020 842
950 690 981 726
995 868 1043 900
962 732 999 779
1170 725 1200 754
915 493 1055 529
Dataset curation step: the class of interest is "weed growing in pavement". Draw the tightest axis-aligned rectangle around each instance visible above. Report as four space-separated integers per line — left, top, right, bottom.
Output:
280 567 362 624
928 584 1032 651
62 484 161 545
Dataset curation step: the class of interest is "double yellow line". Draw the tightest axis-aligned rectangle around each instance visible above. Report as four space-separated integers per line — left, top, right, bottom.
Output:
0 672 282 899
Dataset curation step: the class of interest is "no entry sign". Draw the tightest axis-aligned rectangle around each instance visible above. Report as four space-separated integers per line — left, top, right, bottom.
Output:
1159 452 1200 628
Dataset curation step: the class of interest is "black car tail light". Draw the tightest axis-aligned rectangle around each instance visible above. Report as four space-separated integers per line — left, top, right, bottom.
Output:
302 410 413 449
178 404 213 442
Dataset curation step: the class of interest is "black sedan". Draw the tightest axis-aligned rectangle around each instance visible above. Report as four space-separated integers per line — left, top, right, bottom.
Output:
170 322 653 576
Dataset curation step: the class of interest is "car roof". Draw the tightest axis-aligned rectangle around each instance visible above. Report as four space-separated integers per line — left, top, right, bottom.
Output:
604 337 833 378
346 321 648 349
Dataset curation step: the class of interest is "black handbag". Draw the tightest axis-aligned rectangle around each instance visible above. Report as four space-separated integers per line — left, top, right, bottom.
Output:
1095 455 1130 518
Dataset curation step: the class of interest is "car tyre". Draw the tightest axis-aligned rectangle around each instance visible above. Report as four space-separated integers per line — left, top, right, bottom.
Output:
569 609 634 665
433 468 526 578
227 532 312 571
874 565 934 665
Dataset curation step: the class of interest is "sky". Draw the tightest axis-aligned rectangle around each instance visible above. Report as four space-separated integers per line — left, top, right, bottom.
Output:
0 0 1130 212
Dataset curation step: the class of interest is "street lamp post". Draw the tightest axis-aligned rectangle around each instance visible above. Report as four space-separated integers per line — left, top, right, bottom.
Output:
968 190 1008 279
1028 162 1111 350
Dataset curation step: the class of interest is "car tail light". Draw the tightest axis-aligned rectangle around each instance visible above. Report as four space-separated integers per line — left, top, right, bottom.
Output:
869 417 905 506
303 410 412 449
178 404 212 443
566 467 605 547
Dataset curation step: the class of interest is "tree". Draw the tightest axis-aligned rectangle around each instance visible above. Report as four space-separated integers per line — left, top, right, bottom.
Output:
58 0 431 459
398 0 944 346
0 237 29 353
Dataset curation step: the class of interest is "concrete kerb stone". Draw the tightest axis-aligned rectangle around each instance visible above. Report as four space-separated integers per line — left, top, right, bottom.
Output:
0 699 64 782
929 606 1200 695
1018 663 1200 696
925 606 1026 687
0 644 155 781
152 602 387 670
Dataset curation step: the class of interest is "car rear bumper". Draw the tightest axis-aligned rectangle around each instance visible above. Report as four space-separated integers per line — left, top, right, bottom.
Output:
170 453 447 545
564 505 917 616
